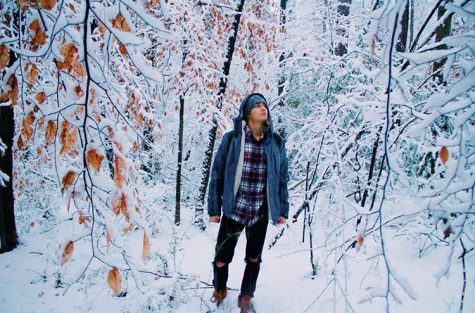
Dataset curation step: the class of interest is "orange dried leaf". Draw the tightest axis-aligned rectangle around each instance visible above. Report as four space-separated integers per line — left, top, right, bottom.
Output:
61 170 76 195
107 267 122 295
113 155 126 188
45 120 57 144
113 192 127 219
142 231 150 261
59 43 78 71
0 45 10 70
17 136 25 150
29 20 47 51
87 149 104 172
123 224 134 234
72 58 85 78
35 91 46 104
440 146 449 165
21 111 35 141
356 234 364 252
59 121 78 155
24 62 38 87
118 43 127 57
74 85 84 97
61 240 74 266
111 14 131 32
39 0 57 10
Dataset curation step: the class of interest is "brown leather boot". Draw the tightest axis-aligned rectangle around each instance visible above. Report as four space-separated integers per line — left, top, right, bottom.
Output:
211 289 227 306
238 295 254 313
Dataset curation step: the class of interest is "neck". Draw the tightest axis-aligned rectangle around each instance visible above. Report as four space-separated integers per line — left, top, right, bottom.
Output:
247 120 266 141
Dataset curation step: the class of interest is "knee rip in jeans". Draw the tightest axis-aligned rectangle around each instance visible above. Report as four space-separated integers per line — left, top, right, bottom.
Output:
216 261 227 268
246 256 261 264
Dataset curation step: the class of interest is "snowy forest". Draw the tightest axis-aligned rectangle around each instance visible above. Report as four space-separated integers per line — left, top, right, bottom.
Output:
0 0 474 312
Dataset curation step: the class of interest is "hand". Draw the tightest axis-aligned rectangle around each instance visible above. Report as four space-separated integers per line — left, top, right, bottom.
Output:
277 217 287 225
209 216 221 223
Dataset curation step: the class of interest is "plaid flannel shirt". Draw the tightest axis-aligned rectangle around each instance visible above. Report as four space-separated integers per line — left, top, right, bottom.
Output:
231 127 267 226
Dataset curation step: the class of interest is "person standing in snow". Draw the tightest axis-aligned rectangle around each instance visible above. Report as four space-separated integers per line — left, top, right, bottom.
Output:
207 93 289 312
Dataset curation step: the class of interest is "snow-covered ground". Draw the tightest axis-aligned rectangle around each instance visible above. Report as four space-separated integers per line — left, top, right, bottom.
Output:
1 209 474 313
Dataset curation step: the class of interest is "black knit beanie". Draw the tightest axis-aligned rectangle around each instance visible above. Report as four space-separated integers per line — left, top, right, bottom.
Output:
243 94 268 121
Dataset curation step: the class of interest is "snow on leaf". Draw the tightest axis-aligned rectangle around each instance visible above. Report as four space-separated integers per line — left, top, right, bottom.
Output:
356 234 364 252
45 120 57 144
112 192 130 222
61 241 74 266
24 62 38 88
0 45 10 70
111 14 131 32
59 121 78 155
35 91 46 104
107 267 122 295
21 111 35 142
29 19 47 51
39 0 57 11
113 155 127 188
440 146 449 165
87 148 104 172
61 170 76 195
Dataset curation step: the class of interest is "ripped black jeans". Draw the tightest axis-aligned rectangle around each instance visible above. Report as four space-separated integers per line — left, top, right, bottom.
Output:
213 212 269 297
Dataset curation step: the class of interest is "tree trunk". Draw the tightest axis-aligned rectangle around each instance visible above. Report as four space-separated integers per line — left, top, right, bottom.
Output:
175 95 185 225
396 0 410 53
335 0 351 56
433 0 453 85
0 104 18 253
195 0 246 227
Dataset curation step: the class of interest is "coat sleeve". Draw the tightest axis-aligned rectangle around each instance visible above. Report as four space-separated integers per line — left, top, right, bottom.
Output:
207 132 232 217
279 139 290 219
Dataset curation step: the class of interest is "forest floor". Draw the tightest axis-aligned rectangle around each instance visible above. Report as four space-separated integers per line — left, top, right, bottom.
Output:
1 209 474 313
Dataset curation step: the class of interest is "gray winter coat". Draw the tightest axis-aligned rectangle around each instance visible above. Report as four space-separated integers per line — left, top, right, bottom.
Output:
207 93 290 225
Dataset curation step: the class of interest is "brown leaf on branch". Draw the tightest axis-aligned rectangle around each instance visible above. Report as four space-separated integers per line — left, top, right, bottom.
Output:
440 146 449 165
59 43 78 70
35 91 46 104
29 19 47 51
24 62 39 88
45 120 57 144
87 149 104 172
59 121 78 155
17 136 25 151
21 111 35 142
74 85 84 98
61 170 76 195
17 0 36 10
0 45 10 70
113 155 127 188
356 234 364 252
61 240 74 266
111 14 131 32
143 231 150 262
39 0 57 10
112 192 130 222
0 75 19 106
72 57 85 78
107 267 122 295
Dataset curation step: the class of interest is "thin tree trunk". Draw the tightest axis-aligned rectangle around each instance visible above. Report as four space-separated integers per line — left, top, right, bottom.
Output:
396 0 410 53
433 0 452 85
175 94 185 225
335 0 351 56
195 0 246 228
0 33 19 253
0 103 18 253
